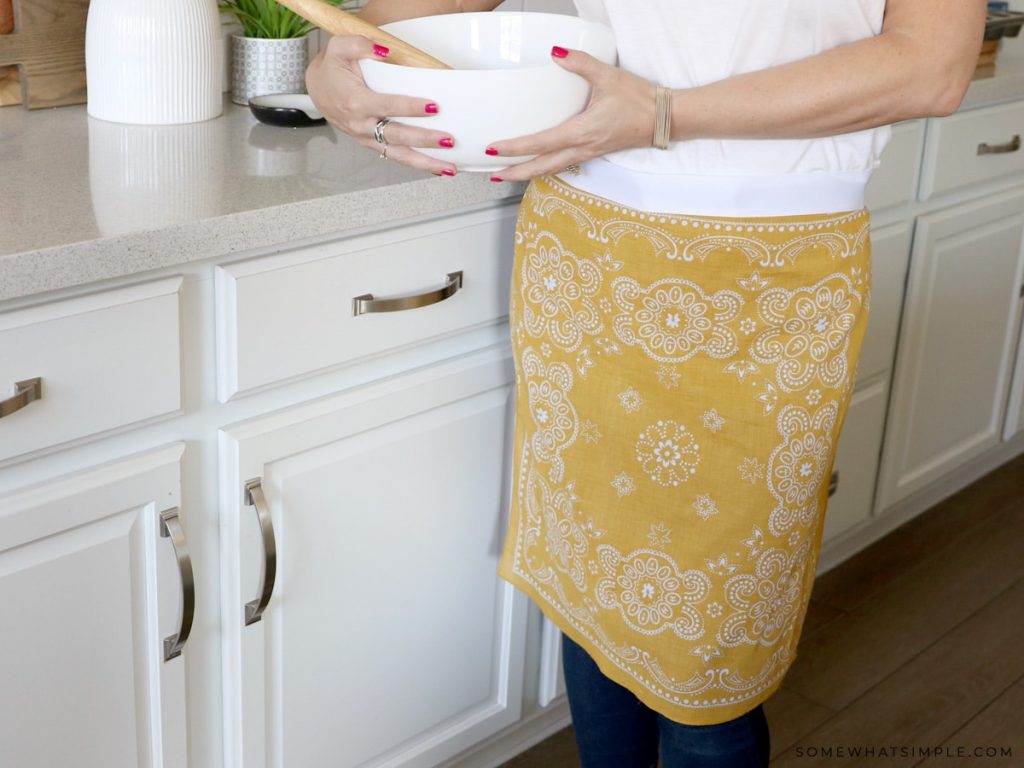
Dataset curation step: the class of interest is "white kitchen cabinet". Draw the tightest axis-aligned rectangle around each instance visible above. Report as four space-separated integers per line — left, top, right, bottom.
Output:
821 378 890 542
919 100 1024 200
0 443 190 768
1005 312 1024 441
864 120 925 213
219 344 528 768
0 277 183 465
536 617 567 707
876 186 1024 510
215 205 518 401
855 221 913 385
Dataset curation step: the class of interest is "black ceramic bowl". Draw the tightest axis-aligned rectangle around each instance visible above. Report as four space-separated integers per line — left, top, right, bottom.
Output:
248 93 327 128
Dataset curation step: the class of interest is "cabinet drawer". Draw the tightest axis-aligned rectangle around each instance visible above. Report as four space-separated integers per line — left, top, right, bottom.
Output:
865 120 924 212
919 100 1024 200
215 203 520 400
0 278 183 464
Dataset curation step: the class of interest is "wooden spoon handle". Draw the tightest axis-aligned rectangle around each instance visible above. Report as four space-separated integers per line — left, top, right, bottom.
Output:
276 0 453 69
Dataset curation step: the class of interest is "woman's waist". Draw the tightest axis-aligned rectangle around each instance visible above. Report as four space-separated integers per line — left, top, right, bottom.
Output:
553 157 874 217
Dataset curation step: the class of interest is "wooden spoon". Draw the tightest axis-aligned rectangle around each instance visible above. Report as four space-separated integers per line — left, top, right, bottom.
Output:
276 0 454 69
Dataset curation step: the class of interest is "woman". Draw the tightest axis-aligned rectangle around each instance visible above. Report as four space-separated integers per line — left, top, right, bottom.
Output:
307 2 986 766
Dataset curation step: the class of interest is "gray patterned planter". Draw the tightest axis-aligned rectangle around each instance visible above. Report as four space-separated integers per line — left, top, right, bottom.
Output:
231 34 311 106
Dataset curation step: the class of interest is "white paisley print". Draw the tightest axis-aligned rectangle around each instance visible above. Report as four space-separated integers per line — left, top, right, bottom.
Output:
520 231 604 352
521 347 578 483
498 174 872 726
718 540 812 647
636 419 700 487
767 400 840 536
595 545 711 639
612 277 744 362
751 275 861 392
523 465 591 592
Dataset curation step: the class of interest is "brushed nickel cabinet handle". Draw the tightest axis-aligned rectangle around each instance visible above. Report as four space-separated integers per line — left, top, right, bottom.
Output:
160 507 195 662
977 135 1021 155
828 469 839 498
352 270 463 316
243 478 277 626
0 377 42 419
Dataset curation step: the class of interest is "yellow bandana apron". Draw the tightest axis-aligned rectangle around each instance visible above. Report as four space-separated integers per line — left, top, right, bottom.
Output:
497 172 872 725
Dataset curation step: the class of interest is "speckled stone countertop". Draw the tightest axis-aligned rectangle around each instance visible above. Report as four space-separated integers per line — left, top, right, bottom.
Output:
0 100 528 302
2 36 1023 303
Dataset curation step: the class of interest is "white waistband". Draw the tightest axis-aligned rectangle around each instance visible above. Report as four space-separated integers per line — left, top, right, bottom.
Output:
554 158 872 217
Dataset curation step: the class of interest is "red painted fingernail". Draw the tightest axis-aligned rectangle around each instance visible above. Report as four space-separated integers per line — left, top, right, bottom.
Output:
441 168 456 176
490 176 503 182
373 44 389 57
439 137 454 148
424 102 438 114
551 46 569 58
485 147 499 156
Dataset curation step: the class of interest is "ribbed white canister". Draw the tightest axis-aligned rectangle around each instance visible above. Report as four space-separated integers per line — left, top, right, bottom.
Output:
85 0 223 124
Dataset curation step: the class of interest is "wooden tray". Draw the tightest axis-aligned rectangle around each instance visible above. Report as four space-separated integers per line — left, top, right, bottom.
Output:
0 0 89 109
0 0 17 105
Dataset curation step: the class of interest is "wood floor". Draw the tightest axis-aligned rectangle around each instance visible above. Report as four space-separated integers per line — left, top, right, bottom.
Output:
499 451 1024 768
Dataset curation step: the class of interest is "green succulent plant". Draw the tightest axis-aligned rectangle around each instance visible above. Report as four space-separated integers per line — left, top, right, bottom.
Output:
219 0 360 39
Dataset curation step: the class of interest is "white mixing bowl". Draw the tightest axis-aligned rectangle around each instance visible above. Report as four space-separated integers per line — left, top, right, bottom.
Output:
358 12 617 172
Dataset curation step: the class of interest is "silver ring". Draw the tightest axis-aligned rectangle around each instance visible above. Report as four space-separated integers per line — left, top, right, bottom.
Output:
374 117 391 146
564 163 581 176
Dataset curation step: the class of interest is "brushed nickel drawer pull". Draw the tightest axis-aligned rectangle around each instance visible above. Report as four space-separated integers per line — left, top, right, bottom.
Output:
160 507 195 662
352 270 463 316
828 469 839 498
977 134 1021 155
244 478 277 626
0 377 42 419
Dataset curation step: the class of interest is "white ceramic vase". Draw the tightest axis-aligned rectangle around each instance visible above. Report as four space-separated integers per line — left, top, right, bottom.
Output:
231 34 311 106
85 0 223 124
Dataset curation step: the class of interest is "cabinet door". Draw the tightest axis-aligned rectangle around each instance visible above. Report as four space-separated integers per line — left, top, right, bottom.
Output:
821 379 889 543
1003 297 1024 442
220 345 528 768
0 444 190 768
877 187 1024 510
857 221 913 384
537 616 567 708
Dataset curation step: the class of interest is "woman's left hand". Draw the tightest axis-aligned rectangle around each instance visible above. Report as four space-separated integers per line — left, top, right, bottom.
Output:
485 47 659 182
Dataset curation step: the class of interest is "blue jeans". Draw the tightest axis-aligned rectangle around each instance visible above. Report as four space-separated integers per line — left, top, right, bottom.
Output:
562 633 771 768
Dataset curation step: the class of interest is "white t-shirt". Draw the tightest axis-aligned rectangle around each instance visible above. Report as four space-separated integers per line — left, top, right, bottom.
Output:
559 0 893 216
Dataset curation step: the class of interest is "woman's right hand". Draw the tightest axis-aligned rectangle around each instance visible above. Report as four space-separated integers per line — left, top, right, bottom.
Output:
305 34 457 176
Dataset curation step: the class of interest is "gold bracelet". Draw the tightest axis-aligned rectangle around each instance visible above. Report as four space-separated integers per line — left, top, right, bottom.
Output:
653 86 673 150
